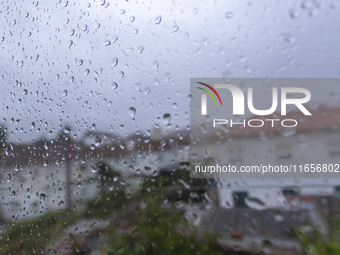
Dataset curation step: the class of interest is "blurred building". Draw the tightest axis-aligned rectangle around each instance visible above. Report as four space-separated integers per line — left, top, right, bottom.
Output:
208 107 340 209
0 129 189 220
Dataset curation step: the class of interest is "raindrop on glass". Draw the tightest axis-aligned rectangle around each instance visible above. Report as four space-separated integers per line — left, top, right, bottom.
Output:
103 40 111 46
95 135 102 147
225 12 234 19
137 46 144 54
172 25 179 32
143 87 151 95
128 107 136 117
155 15 162 25
163 113 171 124
111 57 118 67
112 82 118 89
39 193 46 201
153 60 159 69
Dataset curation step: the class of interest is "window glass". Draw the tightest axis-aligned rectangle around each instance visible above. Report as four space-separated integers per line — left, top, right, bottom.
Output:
1 1 340 254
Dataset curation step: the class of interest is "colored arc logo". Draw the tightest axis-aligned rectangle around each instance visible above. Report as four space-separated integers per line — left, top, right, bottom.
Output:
196 82 222 106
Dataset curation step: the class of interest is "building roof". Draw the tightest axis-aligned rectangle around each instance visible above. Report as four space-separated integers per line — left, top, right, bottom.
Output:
0 130 190 168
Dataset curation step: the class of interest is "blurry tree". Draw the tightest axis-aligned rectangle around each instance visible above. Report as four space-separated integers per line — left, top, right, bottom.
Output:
142 164 215 205
97 161 121 193
298 224 340 255
105 197 223 255
54 126 72 145
54 126 73 207
0 125 7 148
0 125 7 221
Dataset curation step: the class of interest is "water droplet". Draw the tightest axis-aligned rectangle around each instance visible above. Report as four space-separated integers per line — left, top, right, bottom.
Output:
155 15 162 24
112 82 118 90
103 40 111 46
91 165 98 173
69 233 75 244
289 9 299 19
153 60 159 69
23 89 28 95
112 36 118 44
274 214 284 222
62 90 68 96
111 57 118 67
143 87 151 95
95 135 102 147
163 113 171 124
154 79 160 86
172 25 179 32
225 12 234 19
280 33 296 45
245 197 266 209
39 193 46 201
137 45 144 54
128 107 136 117
75 59 83 66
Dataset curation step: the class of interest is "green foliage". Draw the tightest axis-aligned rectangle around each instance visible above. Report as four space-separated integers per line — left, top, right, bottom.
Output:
298 226 340 255
97 161 121 193
0 209 80 255
104 197 223 255
0 189 127 254
54 126 72 145
86 189 126 218
0 163 219 254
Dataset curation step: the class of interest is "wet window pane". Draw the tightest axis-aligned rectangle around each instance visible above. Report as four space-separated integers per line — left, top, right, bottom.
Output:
1 1 340 254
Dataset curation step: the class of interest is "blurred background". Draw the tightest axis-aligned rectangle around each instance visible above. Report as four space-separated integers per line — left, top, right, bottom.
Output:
1 0 340 254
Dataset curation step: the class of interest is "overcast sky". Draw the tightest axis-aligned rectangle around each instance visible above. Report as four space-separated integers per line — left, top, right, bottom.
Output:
1 0 340 143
